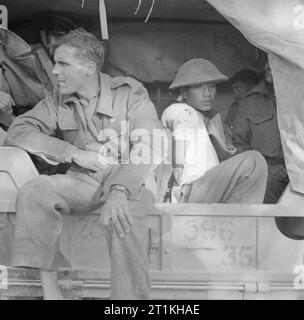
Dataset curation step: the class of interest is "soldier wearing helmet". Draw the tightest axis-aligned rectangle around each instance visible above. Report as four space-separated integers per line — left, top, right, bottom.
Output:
160 58 268 204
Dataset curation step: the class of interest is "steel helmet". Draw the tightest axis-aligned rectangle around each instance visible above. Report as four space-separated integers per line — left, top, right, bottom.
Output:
169 58 228 90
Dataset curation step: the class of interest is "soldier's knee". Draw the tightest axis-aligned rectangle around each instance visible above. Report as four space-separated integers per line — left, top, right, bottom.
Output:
243 150 267 176
18 175 50 203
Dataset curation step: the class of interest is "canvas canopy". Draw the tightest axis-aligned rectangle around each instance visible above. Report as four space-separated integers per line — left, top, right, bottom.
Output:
2 0 225 23
207 0 304 194
4 0 265 116
104 22 261 83
3 0 263 84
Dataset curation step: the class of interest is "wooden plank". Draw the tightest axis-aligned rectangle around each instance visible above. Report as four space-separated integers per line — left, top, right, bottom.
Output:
156 203 304 217
3 202 304 217
4 202 304 217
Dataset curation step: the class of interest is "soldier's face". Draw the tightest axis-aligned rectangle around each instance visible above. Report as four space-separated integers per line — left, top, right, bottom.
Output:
232 81 252 98
52 44 89 95
182 82 216 111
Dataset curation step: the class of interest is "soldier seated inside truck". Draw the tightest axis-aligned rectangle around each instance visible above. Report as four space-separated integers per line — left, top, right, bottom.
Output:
232 61 289 205
0 16 74 147
224 68 260 144
0 17 75 174
160 58 268 204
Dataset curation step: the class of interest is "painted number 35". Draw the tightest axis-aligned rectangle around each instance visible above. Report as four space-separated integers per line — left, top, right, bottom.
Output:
222 245 254 268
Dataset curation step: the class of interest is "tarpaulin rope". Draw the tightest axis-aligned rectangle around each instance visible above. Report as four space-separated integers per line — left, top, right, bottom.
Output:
145 0 155 23
134 0 156 23
0 5 7 29
99 0 108 40
134 0 143 15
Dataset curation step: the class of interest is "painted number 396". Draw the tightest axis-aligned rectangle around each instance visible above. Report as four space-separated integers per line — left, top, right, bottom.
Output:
184 219 234 241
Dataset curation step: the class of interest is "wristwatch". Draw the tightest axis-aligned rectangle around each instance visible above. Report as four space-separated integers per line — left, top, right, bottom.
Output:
110 184 129 197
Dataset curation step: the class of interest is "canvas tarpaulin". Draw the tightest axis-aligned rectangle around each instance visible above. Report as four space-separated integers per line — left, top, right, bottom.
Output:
0 29 54 114
207 0 304 194
103 22 262 83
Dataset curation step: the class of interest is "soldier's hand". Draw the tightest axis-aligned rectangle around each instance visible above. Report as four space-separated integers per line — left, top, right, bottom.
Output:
0 91 15 116
100 190 133 238
72 149 109 172
85 142 113 165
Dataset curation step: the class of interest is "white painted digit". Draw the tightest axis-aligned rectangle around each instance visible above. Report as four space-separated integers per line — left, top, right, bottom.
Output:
293 5 304 30
293 265 304 289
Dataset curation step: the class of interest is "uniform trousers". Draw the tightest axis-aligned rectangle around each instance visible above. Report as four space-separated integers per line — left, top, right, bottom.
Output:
187 151 267 203
11 171 154 300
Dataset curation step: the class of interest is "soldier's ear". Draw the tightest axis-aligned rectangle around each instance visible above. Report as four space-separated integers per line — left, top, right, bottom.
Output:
180 87 188 100
86 61 97 77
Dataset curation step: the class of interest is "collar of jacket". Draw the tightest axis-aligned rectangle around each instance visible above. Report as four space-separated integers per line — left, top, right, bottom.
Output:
244 79 273 98
58 72 147 119
61 72 115 118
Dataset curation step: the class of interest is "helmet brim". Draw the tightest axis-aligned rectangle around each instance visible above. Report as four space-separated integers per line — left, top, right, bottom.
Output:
169 75 229 90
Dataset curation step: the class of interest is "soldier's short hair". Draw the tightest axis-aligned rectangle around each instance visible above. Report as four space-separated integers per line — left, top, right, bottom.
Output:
230 69 260 86
52 28 106 70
